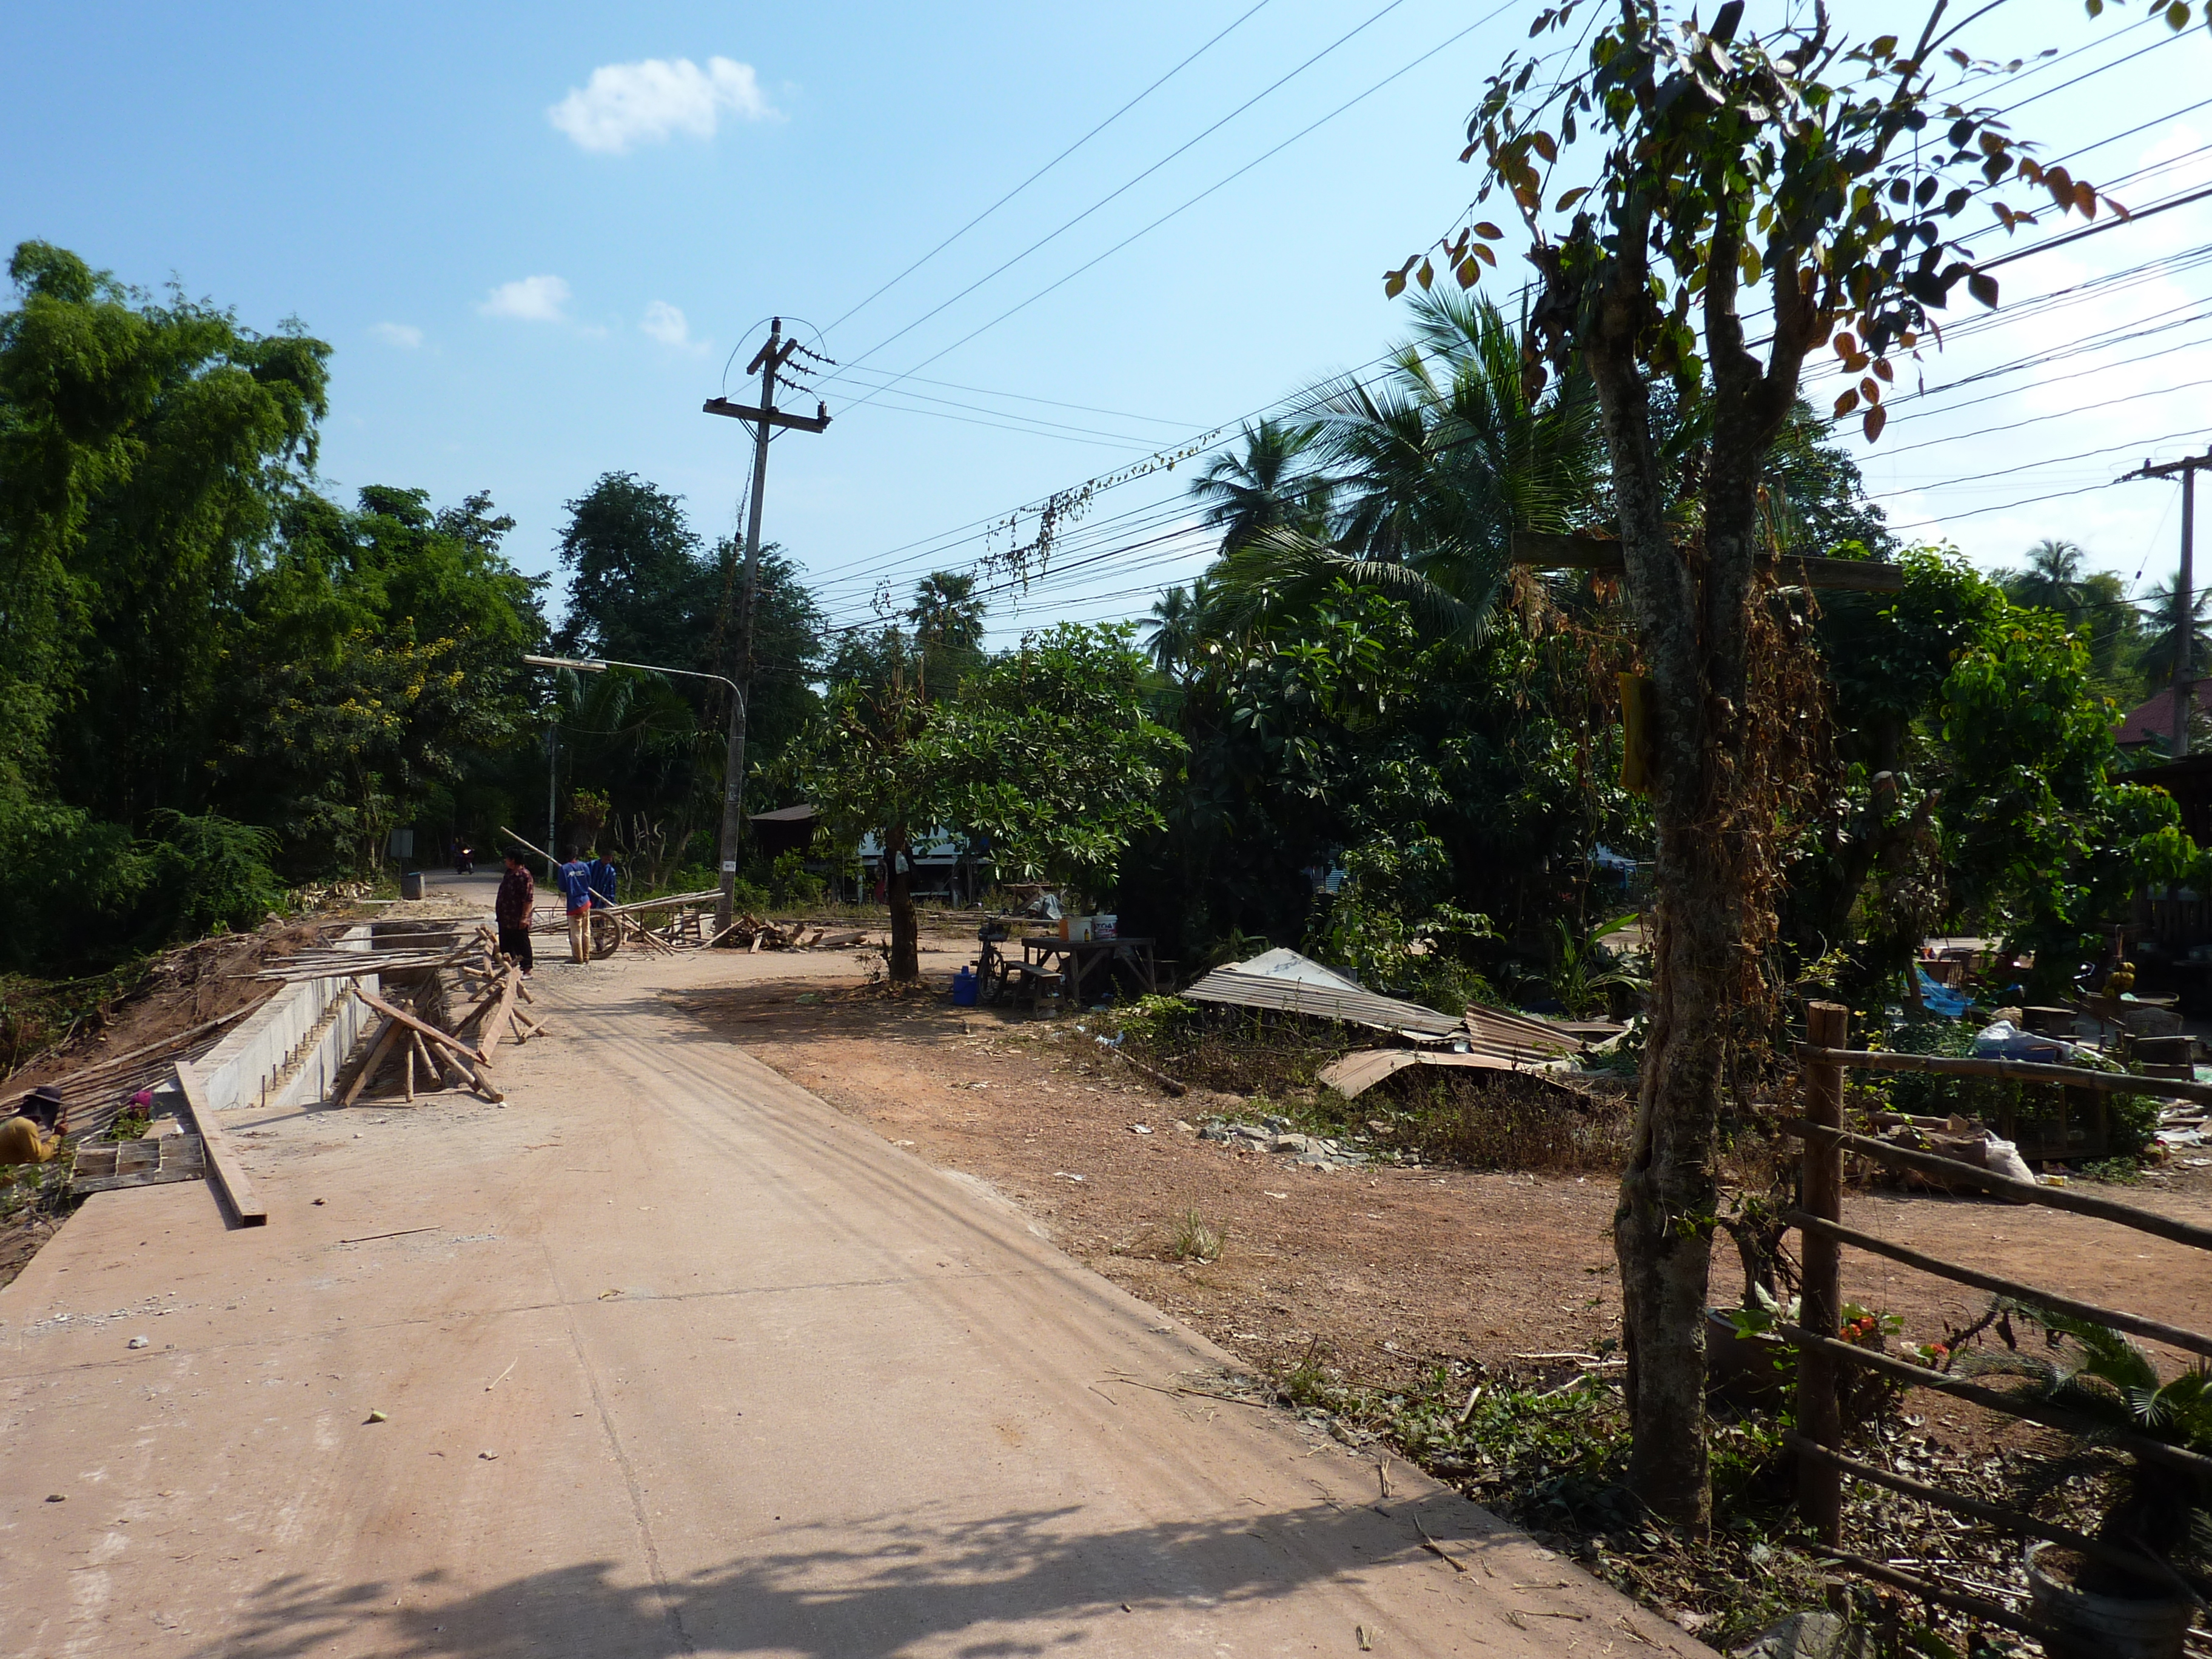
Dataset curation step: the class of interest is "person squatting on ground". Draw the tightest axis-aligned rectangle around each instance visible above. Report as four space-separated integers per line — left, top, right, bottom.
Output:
495 850 535 974
0 1085 63 1164
558 847 595 964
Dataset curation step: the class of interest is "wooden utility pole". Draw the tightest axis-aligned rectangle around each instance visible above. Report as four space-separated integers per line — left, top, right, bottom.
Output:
2127 449 2212 757
702 318 830 931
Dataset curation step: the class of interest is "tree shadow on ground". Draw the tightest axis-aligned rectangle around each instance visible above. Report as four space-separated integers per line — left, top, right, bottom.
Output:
190 1495 1497 1659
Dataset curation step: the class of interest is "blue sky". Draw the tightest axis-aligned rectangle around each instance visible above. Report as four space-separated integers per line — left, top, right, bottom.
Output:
7 2 2212 646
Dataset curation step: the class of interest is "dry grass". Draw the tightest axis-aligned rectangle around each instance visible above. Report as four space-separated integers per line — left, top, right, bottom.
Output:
1386 1071 1637 1173
1167 1207 1225 1262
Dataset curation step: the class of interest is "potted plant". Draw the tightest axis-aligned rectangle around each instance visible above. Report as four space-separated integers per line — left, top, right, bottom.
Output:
2006 1309 2210 1659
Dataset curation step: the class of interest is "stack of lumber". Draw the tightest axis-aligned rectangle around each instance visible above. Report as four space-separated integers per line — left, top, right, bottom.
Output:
704 914 871 953
526 888 723 957
338 926 543 1105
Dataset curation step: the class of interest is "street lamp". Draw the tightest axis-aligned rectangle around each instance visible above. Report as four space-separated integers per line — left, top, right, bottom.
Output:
522 653 748 932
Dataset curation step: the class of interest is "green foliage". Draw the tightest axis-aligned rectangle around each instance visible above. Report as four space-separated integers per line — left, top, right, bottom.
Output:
10 806 284 971
768 850 824 910
1941 608 2196 993
1214 291 1603 640
1121 575 1631 969
933 623 1185 907
1540 913 1648 1019
551 472 824 846
0 244 546 967
786 622 1181 977
1305 837 1497 1012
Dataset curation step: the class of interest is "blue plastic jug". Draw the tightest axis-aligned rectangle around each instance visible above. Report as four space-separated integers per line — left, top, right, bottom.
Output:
952 966 979 1007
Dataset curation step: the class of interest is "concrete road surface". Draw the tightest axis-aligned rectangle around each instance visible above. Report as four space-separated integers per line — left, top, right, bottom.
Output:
0 943 1709 1658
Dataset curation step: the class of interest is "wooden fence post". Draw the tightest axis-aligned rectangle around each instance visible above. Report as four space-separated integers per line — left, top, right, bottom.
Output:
1798 1000 1848 1546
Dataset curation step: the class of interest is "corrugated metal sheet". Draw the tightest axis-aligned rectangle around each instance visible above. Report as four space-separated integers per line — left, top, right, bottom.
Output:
1319 1048 1532 1099
1184 962 1462 1036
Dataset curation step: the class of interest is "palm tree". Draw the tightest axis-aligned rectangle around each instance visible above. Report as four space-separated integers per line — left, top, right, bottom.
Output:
1212 289 1605 638
2005 538 2089 623
907 571 986 653
2137 570 2212 686
1188 420 1327 554
1142 574 1221 682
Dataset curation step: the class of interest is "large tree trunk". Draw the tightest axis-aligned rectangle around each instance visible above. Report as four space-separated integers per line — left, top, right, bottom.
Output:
886 833 919 982
1580 311 1760 1535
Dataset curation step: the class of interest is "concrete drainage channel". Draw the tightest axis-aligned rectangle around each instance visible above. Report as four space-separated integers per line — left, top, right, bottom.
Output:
109 922 461 1224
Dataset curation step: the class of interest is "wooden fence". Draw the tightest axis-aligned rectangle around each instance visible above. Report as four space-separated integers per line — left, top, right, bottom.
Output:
1786 1001 2212 1641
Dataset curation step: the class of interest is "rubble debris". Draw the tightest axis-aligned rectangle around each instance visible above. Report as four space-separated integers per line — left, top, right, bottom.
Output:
1195 1116 1365 1170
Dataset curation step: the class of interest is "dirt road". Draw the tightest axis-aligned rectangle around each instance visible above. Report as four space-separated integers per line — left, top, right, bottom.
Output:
0 943 1704 1658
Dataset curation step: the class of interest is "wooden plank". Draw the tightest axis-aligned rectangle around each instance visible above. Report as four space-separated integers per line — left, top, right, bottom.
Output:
1820 1552 2051 1643
1798 1002 1848 1547
350 986 503 1102
74 1136 206 1193
350 987 492 1067
1786 1208 2212 1361
1509 532 1906 592
1798 1042 2212 1106
1779 1325 2212 1478
1782 1118 2212 1252
1783 1432 2187 1592
174 1060 267 1227
476 968 520 1064
341 1015 401 1108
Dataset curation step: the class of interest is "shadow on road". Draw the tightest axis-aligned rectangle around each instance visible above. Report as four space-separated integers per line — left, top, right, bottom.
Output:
192 1498 1481 1658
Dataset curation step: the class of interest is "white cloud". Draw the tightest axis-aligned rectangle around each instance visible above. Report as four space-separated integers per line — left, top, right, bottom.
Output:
640 300 700 349
370 321 423 349
478 275 571 323
547 56 774 155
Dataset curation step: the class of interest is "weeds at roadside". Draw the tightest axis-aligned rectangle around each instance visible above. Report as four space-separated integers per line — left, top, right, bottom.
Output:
1167 1207 1225 1263
0 1155 82 1291
1267 1344 1833 1644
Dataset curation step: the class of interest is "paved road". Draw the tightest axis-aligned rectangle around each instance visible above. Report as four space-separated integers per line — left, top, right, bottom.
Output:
0 947 1709 1658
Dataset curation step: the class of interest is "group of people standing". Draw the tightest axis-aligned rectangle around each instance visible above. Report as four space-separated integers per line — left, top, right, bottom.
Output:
494 847 619 970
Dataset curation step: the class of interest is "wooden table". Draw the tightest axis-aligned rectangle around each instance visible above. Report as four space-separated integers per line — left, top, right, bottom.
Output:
1018 936 1157 1005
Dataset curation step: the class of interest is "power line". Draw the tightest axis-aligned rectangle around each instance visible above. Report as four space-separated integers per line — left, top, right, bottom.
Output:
817 0 1420 389
816 0 1279 341
837 7 1510 420
790 84 2212 629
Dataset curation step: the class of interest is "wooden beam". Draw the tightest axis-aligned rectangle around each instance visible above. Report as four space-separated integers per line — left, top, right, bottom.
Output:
476 968 521 1064
1786 1208 2212 1360
350 986 492 1067
1798 1042 2212 1106
350 987 504 1102
341 1016 401 1107
1780 1326 2212 1478
1783 1118 2212 1252
1510 532 1905 592
1818 1552 2051 1643
1784 1432 2191 1594
174 1059 267 1227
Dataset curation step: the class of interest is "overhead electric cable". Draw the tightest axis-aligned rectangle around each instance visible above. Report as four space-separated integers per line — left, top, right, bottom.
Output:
817 0 1279 339
836 8 1510 418
818 0 1420 384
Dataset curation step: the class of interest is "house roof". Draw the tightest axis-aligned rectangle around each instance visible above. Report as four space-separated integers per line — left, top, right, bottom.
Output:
2116 685 2211 747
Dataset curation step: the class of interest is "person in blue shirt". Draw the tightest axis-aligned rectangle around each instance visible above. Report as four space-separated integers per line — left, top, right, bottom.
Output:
586 850 620 956
557 847 595 965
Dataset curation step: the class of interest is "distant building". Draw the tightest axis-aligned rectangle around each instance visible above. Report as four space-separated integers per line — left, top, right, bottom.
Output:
2114 683 2212 749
